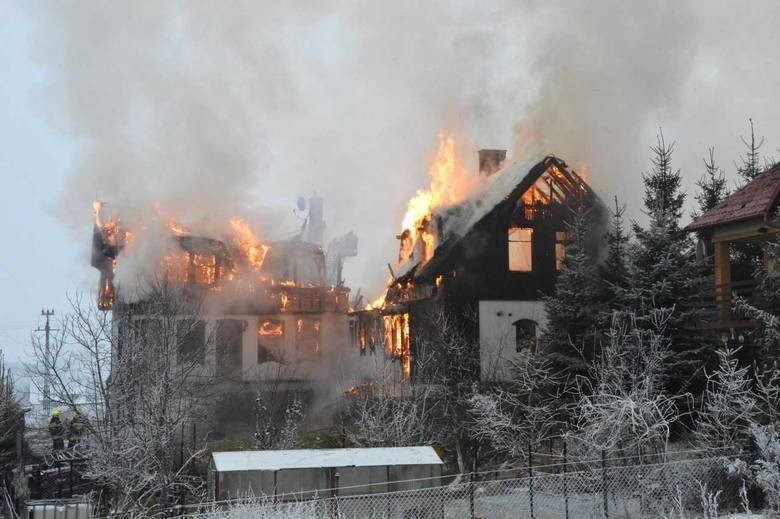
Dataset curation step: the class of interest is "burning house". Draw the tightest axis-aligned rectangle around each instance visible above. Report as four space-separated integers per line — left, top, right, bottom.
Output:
90 200 354 389
352 143 603 382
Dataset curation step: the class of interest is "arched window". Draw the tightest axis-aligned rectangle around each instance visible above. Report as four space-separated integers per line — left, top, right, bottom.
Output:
513 319 537 352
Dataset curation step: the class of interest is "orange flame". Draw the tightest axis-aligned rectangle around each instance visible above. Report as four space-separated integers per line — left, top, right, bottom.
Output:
398 134 476 265
401 134 462 234
166 218 189 236
259 320 284 336
229 218 269 270
92 201 103 227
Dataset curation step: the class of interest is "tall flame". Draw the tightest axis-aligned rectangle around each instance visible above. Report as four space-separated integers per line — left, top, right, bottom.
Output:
229 218 269 270
401 134 463 234
397 134 476 265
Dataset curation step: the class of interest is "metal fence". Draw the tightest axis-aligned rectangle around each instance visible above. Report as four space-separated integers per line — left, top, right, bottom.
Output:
195 456 739 519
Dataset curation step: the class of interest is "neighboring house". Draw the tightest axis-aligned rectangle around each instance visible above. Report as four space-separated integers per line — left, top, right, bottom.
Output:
352 153 604 382
686 164 780 332
90 209 353 387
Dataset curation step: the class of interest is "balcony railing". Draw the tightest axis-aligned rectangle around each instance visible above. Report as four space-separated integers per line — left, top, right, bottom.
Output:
697 278 778 329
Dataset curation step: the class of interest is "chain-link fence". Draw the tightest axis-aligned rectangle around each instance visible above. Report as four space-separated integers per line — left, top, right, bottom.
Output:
195 456 739 519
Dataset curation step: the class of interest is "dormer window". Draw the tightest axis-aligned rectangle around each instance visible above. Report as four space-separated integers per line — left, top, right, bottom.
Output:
508 227 533 272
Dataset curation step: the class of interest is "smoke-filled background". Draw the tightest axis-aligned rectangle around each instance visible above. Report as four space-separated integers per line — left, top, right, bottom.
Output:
1 0 779 360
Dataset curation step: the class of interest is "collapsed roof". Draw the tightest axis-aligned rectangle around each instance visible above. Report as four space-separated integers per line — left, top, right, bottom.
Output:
396 155 598 284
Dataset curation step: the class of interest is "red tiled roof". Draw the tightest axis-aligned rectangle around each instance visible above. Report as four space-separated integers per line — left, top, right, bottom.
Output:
686 164 780 232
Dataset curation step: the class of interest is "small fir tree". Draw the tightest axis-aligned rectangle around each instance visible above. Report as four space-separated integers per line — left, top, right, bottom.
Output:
640 131 686 231
628 131 712 393
731 120 769 278
695 347 756 454
736 118 766 184
598 197 631 320
695 148 729 216
542 209 603 376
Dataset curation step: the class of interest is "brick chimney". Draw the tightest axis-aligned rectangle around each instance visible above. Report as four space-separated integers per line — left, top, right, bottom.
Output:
478 149 506 177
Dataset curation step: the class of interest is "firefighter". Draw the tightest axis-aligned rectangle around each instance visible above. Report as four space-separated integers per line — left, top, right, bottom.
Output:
48 410 65 452
68 410 86 448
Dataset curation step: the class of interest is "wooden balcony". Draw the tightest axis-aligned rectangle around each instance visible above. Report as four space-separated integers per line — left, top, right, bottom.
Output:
697 279 777 330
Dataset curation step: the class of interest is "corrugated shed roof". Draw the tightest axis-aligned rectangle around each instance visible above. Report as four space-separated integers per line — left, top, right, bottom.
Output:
211 446 443 472
686 165 780 232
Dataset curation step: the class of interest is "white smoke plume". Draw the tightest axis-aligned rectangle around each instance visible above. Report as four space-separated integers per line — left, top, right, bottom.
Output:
29 0 780 297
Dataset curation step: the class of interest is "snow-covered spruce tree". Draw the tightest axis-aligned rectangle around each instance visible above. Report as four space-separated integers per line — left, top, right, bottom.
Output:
628 131 712 393
574 310 680 460
468 348 564 459
695 347 756 454
598 197 631 322
541 209 603 377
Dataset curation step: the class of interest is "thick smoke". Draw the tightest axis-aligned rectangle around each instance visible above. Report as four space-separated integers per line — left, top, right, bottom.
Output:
30 0 780 298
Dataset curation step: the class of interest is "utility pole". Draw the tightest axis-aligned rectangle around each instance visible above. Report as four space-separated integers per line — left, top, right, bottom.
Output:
36 309 55 413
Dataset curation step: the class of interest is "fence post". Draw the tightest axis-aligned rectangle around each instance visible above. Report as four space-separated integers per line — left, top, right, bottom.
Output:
528 442 534 519
469 471 475 519
602 449 608 519
563 438 569 519
180 422 185 470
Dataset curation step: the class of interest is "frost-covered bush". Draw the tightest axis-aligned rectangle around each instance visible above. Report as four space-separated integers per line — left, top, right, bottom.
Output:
574 310 680 459
751 423 780 512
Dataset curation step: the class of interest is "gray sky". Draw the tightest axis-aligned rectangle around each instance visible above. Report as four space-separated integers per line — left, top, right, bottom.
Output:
1 0 779 363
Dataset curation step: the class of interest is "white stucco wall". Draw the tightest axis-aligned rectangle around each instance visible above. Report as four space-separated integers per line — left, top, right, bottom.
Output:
478 300 547 381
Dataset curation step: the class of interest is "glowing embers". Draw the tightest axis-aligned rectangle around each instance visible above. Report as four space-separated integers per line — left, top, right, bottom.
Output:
97 271 115 310
259 320 284 336
257 319 284 364
163 251 219 285
296 318 322 354
517 164 590 223
383 313 411 380
164 251 189 283
352 314 379 356
92 201 131 250
194 254 216 284
508 227 533 272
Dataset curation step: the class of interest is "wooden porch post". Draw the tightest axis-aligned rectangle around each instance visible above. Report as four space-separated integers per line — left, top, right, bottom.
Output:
713 240 731 320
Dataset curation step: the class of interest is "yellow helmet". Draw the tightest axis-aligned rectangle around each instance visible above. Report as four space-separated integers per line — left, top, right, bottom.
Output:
52 410 61 418
72 411 79 418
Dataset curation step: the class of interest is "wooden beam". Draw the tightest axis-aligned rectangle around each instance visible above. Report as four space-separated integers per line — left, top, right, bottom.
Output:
713 240 731 320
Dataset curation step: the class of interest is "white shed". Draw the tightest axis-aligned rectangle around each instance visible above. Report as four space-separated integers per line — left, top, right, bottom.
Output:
209 446 444 500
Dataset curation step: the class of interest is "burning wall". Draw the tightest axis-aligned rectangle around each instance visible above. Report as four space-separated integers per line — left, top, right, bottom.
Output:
90 202 350 315
355 137 601 383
